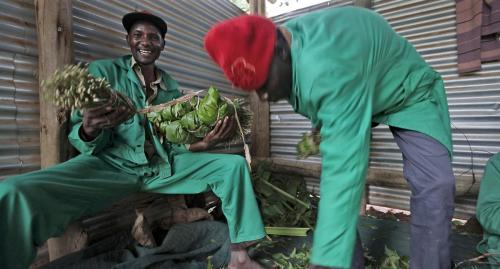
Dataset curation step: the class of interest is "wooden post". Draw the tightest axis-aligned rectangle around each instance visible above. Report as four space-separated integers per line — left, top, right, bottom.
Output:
35 0 74 261
35 0 73 167
248 0 270 158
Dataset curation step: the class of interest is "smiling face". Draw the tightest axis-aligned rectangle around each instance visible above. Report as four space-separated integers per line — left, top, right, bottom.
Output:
126 21 165 66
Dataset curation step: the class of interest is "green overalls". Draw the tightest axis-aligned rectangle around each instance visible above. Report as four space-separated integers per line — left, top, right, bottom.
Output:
283 7 452 268
0 55 265 269
477 153 500 268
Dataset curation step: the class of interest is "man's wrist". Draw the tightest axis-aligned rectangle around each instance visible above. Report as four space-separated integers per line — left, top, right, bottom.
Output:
79 126 99 142
188 141 209 152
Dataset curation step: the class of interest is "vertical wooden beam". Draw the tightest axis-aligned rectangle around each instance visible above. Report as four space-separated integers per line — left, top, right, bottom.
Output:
250 92 270 158
35 0 73 167
35 0 74 261
354 0 372 9
249 0 266 15
249 0 270 158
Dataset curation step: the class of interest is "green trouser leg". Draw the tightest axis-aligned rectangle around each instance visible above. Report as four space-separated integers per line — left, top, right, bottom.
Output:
0 155 140 269
143 152 266 243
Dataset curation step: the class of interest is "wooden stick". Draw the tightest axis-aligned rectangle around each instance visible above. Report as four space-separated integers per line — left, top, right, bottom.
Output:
138 90 203 114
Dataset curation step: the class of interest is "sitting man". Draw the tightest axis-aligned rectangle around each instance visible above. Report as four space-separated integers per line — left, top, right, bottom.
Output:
0 11 265 269
476 153 500 268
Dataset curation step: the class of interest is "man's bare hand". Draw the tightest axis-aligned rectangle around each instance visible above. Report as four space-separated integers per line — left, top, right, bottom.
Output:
188 116 235 152
81 98 135 140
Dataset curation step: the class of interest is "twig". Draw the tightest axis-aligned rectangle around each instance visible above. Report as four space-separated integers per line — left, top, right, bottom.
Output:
455 252 500 267
260 179 311 209
138 90 203 114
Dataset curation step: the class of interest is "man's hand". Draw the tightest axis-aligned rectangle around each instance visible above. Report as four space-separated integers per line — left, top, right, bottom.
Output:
188 116 235 152
81 98 135 141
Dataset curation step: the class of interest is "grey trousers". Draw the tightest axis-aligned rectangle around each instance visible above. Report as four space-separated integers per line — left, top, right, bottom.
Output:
330 127 455 269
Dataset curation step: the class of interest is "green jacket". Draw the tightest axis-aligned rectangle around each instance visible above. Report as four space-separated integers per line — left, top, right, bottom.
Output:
283 6 452 267
68 55 188 178
477 153 500 269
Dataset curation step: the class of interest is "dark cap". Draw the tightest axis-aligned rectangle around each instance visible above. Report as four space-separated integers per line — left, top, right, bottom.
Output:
122 11 167 38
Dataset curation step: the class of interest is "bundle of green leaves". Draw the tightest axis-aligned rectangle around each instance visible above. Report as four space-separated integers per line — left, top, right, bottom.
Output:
297 132 320 159
145 86 251 144
42 64 135 113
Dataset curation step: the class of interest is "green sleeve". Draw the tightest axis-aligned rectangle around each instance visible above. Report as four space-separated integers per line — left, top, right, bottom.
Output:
67 61 112 154
476 153 500 234
309 69 372 268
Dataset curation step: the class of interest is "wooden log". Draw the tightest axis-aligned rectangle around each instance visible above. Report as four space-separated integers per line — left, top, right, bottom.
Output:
255 158 480 196
34 0 74 261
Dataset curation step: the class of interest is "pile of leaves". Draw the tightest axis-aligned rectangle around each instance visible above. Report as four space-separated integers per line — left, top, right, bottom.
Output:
42 64 135 113
251 238 310 269
251 238 410 269
144 86 251 144
372 247 410 269
252 162 317 229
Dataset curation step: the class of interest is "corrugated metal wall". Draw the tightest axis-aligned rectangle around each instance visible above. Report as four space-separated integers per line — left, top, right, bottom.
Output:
271 0 500 219
0 0 40 181
370 0 500 219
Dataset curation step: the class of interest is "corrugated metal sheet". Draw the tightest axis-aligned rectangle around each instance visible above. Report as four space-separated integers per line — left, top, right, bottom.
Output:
72 0 244 243
0 0 40 181
270 0 499 218
368 0 499 218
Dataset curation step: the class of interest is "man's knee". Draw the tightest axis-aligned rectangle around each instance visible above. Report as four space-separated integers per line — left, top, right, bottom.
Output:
434 170 455 194
232 155 247 167
217 154 247 170
0 176 24 199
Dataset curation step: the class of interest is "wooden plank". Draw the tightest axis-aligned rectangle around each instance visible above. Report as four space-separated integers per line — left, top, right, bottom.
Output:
34 0 74 262
256 157 481 196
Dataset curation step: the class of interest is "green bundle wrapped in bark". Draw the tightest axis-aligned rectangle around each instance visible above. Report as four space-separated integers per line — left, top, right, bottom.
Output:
42 64 135 113
143 86 251 145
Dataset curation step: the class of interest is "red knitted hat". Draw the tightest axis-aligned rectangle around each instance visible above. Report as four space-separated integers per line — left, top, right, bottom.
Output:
204 15 276 91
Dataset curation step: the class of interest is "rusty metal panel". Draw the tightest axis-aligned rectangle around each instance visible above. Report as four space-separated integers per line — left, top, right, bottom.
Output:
0 0 40 181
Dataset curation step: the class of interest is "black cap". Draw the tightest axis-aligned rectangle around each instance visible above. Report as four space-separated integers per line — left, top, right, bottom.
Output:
122 11 167 38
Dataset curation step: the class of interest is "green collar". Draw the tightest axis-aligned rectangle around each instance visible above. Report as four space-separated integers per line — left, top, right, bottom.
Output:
113 55 178 91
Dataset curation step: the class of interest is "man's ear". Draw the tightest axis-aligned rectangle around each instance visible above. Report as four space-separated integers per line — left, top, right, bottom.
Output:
126 34 131 46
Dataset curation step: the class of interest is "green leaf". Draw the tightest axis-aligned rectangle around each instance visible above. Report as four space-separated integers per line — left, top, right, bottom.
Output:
264 226 310 237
